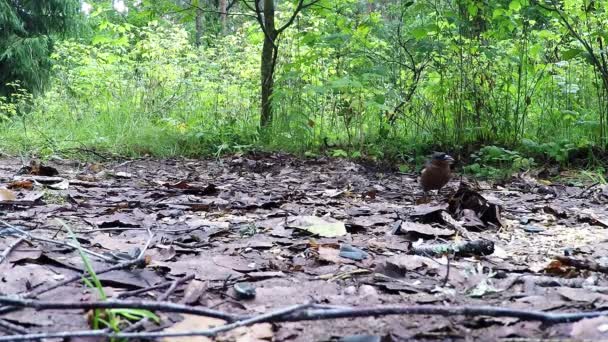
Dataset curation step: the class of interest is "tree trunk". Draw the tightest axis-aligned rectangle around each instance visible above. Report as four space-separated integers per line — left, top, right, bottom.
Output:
195 6 203 47
260 0 277 128
219 0 227 33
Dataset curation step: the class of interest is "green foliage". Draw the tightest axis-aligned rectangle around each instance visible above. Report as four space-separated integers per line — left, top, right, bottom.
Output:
59 219 158 338
0 82 33 121
0 0 607 170
521 138 596 165
464 146 535 179
0 0 81 95
0 20 260 157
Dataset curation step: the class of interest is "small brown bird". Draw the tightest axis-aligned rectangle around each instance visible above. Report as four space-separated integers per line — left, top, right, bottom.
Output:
420 152 454 197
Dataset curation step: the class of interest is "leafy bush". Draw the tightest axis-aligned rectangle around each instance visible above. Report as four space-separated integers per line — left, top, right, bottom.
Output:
0 21 262 157
521 138 596 166
463 146 535 179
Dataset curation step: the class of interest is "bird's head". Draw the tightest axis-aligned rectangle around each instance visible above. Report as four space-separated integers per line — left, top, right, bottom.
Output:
431 152 454 164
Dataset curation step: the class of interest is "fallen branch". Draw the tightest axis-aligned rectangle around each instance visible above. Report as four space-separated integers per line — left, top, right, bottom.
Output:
0 303 310 341
118 274 196 299
555 255 608 274
0 229 154 316
0 302 607 341
276 304 608 324
0 236 27 264
0 220 115 263
122 274 196 332
0 296 238 322
410 239 494 257
0 318 28 334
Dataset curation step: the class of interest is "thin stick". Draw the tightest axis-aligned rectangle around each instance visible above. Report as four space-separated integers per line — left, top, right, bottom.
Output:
0 303 608 341
278 304 608 324
0 229 154 316
70 226 202 234
0 220 115 262
122 274 195 333
0 296 238 322
0 236 26 264
0 318 28 334
0 303 311 340
117 274 196 299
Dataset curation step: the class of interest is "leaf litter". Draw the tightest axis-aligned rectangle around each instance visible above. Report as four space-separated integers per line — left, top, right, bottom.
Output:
1 155 608 340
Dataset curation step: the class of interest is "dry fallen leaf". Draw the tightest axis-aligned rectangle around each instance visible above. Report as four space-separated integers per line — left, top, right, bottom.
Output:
7 180 33 190
0 188 17 201
571 316 608 340
161 314 273 342
161 314 224 342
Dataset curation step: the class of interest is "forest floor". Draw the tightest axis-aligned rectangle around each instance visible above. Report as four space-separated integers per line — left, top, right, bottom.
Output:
1 153 608 341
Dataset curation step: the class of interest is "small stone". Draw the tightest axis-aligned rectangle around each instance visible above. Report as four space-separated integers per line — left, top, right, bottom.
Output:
339 244 368 261
343 286 357 295
233 282 256 300
358 285 378 298
522 224 544 233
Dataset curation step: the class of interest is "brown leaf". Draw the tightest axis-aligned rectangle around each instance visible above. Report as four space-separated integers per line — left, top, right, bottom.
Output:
571 316 608 340
181 280 207 305
383 255 439 278
7 180 33 190
317 246 353 264
0 189 17 201
398 221 454 238
162 314 225 342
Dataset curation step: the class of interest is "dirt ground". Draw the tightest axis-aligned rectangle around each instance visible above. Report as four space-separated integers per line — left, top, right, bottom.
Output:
2 153 608 341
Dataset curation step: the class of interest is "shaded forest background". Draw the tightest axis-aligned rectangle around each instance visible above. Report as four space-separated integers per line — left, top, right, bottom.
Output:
1 0 607 177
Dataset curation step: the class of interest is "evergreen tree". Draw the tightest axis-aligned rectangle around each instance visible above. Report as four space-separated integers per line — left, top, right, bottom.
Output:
0 0 80 96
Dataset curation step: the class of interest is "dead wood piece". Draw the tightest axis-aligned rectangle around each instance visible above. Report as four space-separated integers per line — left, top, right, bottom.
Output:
520 275 589 288
0 318 28 334
1 303 608 341
555 256 608 274
0 229 153 316
0 296 238 322
0 236 27 264
448 182 502 228
277 304 608 324
118 274 196 299
410 239 494 257
122 274 196 333
0 220 115 263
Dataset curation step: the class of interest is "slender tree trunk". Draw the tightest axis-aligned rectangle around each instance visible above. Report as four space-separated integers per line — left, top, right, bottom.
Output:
260 0 277 128
195 6 203 47
219 0 227 33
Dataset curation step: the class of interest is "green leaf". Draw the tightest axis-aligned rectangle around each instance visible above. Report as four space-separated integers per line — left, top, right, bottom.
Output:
562 48 583 60
412 27 429 40
509 0 521 11
467 3 478 16
331 149 348 157
110 308 160 323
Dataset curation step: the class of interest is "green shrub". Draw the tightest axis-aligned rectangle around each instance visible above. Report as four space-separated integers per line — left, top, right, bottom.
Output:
463 146 535 179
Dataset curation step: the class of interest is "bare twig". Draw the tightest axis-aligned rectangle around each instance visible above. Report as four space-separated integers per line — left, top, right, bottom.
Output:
577 182 600 198
0 220 115 262
121 274 196 333
442 255 451 287
0 303 310 340
1 303 608 341
555 255 608 274
0 236 26 264
0 229 154 316
117 274 196 299
0 318 28 334
277 304 608 324
0 296 238 322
